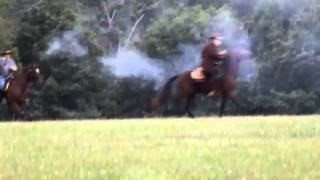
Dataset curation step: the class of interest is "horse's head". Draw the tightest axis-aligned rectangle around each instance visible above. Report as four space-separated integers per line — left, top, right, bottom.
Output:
229 48 252 62
223 48 252 77
23 65 43 83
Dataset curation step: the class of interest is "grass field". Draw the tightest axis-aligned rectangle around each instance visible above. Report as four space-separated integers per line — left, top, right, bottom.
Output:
0 116 320 179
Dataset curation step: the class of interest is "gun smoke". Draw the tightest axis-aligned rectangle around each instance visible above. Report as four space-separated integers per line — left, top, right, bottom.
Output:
101 7 256 87
101 44 200 88
46 31 88 57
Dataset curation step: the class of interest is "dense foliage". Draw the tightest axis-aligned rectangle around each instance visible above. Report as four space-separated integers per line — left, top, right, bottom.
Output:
0 0 319 120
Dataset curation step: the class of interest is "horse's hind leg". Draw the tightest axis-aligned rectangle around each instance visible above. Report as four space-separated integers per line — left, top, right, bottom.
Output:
185 95 195 118
219 95 227 117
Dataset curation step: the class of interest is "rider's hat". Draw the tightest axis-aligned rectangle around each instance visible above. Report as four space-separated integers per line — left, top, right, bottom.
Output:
1 50 13 56
209 33 223 40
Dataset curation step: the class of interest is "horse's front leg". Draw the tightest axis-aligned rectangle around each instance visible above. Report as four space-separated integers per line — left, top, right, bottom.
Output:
185 102 195 118
230 96 250 115
231 97 241 108
9 102 22 121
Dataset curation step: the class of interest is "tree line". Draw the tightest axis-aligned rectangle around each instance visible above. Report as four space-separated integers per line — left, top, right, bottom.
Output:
0 0 319 120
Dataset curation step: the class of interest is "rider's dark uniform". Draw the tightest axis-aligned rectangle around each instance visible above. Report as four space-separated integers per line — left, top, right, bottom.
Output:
200 36 227 79
200 42 221 78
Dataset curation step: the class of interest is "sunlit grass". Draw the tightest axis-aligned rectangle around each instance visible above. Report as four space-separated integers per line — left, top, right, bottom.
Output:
0 115 320 179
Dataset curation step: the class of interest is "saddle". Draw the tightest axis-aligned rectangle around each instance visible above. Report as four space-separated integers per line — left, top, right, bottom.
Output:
190 67 205 81
191 63 224 82
190 65 225 97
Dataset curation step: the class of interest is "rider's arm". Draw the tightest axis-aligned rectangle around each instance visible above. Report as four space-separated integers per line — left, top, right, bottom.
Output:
217 50 227 56
5 60 17 73
9 65 17 71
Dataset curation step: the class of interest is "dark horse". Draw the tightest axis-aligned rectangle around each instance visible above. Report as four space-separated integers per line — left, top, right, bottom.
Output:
2 65 42 119
152 49 251 118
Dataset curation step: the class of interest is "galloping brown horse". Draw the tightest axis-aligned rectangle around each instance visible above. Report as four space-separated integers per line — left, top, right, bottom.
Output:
3 65 42 119
152 49 251 117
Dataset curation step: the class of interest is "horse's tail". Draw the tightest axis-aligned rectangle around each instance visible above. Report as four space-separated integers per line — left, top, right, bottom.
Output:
152 75 178 108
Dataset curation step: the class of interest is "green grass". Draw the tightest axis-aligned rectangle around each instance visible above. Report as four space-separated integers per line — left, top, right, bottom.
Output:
0 116 320 179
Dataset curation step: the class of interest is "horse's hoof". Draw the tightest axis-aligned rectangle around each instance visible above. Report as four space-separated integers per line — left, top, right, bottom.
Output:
188 115 195 118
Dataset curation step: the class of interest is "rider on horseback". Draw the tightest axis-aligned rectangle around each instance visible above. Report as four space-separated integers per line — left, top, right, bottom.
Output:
0 50 18 100
191 33 227 81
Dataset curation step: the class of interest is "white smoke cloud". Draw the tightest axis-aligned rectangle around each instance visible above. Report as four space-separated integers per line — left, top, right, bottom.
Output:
168 44 200 73
102 6 257 87
46 31 88 57
209 8 251 50
208 8 257 81
101 44 200 88
101 49 164 82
